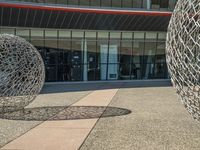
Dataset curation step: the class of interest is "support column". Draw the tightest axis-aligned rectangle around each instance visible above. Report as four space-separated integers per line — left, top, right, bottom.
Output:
82 40 88 81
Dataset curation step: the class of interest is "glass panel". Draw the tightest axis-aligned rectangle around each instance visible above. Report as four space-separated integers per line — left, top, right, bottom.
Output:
90 0 101 6
146 32 157 40
143 42 157 79
101 0 112 7
16 29 29 40
160 0 169 9
85 31 96 40
1 28 15 34
98 40 108 80
120 64 130 80
144 42 156 63
108 64 118 80
98 31 109 39
108 45 119 80
120 40 132 80
71 32 83 81
59 30 71 39
122 0 132 8
151 0 160 9
132 41 143 63
57 0 68 4
134 32 145 40
112 0 121 7
132 40 143 79
58 40 71 50
110 32 121 40
158 32 167 40
133 0 142 8
122 32 132 39
79 0 90 6
45 30 57 39
31 29 44 47
169 0 177 10
143 0 147 8
45 30 57 49
72 31 84 39
68 0 79 5
87 41 100 81
131 63 141 79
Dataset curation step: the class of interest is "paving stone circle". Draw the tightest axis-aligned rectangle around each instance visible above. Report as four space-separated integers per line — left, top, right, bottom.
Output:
166 0 200 120
0 34 45 113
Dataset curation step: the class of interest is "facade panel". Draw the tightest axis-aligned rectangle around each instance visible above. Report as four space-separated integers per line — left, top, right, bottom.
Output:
5 0 176 10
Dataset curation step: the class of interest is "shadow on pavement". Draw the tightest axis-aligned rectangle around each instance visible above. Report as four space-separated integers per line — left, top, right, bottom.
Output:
41 80 172 94
0 106 131 121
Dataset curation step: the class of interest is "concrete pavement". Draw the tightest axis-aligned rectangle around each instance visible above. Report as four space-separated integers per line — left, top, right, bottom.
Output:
1 81 200 150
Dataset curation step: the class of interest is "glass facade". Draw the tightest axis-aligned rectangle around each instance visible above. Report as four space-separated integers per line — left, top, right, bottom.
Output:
0 27 168 82
6 0 177 10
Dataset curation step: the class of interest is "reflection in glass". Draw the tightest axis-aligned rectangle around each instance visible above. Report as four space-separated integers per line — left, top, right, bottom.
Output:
0 27 169 81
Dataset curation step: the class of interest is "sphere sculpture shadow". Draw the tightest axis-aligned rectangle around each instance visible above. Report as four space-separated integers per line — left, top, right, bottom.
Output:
166 0 200 120
0 34 45 113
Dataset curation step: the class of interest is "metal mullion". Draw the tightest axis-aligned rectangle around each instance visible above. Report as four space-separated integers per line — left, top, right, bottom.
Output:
119 32 122 79
153 33 159 78
95 31 98 80
69 30 72 81
142 32 146 79
56 30 60 81
106 32 110 80
28 29 31 42
83 31 86 81
130 32 134 80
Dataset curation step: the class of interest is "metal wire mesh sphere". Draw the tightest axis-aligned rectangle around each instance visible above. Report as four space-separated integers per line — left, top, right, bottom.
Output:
0 34 45 113
166 0 200 120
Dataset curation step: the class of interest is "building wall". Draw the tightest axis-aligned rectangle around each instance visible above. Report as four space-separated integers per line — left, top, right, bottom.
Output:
1 27 168 82
9 0 177 10
0 0 175 82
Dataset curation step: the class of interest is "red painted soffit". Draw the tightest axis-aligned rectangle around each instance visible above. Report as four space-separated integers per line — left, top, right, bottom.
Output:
0 2 172 17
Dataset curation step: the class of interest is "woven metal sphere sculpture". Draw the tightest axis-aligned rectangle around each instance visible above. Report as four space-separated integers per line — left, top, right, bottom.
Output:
166 0 200 120
0 34 45 113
